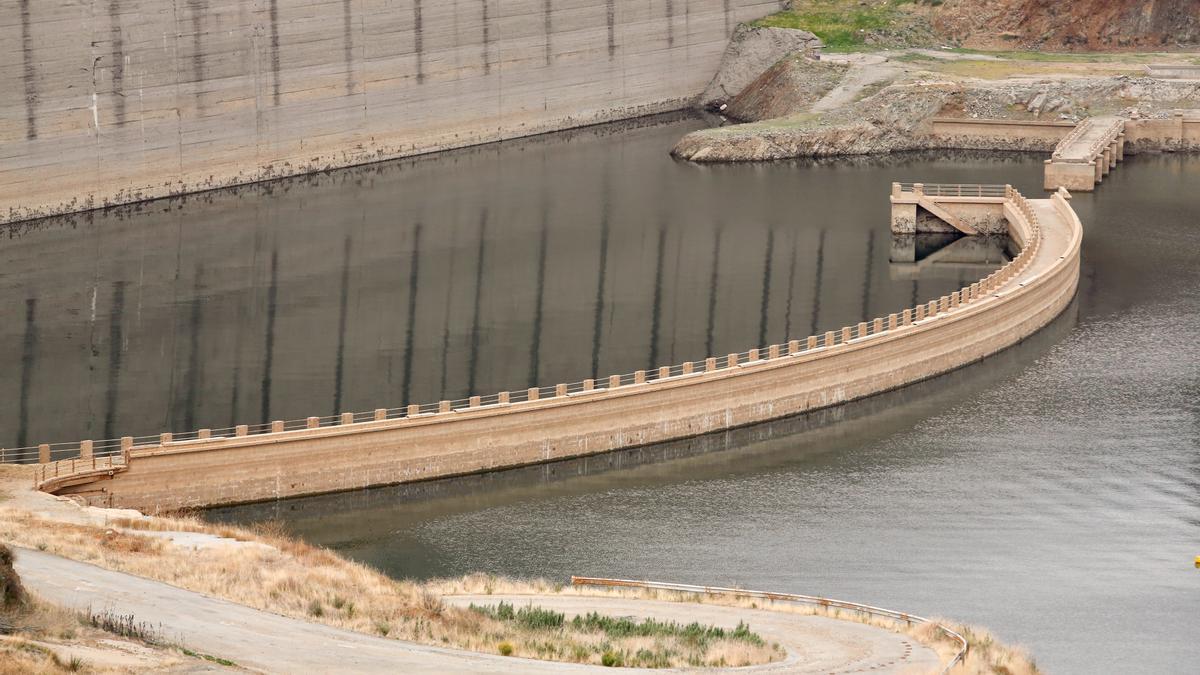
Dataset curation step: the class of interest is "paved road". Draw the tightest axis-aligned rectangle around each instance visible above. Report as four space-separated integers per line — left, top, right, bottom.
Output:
15 549 941 673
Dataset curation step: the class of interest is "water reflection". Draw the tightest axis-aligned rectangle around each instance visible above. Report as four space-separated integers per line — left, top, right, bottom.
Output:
0 115 1021 448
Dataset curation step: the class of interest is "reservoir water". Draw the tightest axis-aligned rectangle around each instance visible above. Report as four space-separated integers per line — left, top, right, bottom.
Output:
6 115 1197 673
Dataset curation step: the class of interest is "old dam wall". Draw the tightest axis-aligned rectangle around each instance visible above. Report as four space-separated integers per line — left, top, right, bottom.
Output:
0 0 783 225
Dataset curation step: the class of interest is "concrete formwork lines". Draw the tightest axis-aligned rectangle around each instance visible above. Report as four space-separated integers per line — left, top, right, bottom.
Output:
1 0 783 224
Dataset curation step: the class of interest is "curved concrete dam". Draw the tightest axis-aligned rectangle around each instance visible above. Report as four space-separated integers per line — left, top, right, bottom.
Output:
28 140 1083 510
0 0 783 225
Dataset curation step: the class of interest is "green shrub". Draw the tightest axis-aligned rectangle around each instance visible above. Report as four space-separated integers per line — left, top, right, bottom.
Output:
497 641 514 656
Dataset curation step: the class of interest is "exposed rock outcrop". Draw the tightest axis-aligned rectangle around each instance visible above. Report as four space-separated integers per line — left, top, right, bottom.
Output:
675 74 1200 162
933 0 1200 50
724 55 848 122
699 25 823 108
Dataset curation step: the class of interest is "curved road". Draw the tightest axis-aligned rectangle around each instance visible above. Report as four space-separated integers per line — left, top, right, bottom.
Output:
15 549 941 673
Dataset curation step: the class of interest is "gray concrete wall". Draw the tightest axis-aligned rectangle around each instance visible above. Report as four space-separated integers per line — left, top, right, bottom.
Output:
0 0 785 225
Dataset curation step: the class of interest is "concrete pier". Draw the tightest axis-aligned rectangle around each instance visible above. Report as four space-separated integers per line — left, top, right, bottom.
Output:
1043 117 1125 191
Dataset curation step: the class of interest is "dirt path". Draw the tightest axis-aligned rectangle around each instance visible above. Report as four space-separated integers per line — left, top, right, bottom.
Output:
15 548 942 674
812 54 902 112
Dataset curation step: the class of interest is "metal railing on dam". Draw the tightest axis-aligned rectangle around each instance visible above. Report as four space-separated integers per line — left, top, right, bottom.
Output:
24 183 1083 510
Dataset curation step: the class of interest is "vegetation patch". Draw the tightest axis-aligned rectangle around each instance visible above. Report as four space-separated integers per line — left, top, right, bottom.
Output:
467 602 773 667
754 1 943 52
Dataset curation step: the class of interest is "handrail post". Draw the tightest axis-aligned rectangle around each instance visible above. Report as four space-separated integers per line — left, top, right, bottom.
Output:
657 366 670 379
705 357 717 372
554 383 567 397
271 420 284 433
340 412 354 425
198 428 212 439
608 375 621 388
527 387 540 402
120 436 133 462
38 443 50 464
306 417 320 429
160 432 172 445
634 370 646 384
80 440 93 461
375 408 387 421
438 400 451 413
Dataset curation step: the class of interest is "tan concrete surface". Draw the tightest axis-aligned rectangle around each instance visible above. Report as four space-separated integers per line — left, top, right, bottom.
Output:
15 548 943 674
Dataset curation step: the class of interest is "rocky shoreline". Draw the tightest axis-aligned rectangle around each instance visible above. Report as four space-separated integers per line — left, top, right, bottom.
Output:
678 30 1200 162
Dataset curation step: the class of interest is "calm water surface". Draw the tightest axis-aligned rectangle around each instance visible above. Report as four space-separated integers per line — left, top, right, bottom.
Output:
7 115 1197 673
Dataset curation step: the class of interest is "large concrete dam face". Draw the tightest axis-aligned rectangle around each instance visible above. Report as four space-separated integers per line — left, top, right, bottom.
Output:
0 118 1019 451
0 0 784 225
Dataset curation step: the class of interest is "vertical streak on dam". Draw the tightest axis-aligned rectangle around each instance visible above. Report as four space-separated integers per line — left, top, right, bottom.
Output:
19 0 38 140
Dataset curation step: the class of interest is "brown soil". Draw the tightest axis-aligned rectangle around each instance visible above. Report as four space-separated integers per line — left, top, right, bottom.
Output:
933 0 1200 51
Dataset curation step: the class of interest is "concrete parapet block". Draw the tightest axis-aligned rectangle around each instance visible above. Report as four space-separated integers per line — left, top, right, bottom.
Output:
340 413 354 425
80 440 93 461
1044 160 1097 191
235 426 248 437
527 388 540 402
306 417 320 429
271 421 284 433
375 409 387 421
609 375 622 388
39 444 50 464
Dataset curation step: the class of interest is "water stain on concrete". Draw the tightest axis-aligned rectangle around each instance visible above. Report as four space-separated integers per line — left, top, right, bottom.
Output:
607 0 616 59
481 0 491 75
665 0 675 48
188 1 208 113
543 0 553 65
108 0 127 124
19 0 38 140
414 0 425 84
269 0 282 105
342 0 355 95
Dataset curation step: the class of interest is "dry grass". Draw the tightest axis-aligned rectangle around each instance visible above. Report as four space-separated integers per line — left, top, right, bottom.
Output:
0 484 1037 672
0 508 780 668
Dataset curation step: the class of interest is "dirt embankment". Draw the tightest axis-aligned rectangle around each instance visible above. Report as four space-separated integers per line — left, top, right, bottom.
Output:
934 0 1200 51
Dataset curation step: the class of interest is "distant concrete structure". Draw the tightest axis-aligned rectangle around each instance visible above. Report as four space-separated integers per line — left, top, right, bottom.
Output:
1144 64 1200 79
1043 117 1125 191
0 0 785 226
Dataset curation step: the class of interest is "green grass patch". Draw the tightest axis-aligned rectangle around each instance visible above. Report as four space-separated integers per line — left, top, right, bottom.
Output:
468 602 770 667
181 648 237 667
753 1 936 52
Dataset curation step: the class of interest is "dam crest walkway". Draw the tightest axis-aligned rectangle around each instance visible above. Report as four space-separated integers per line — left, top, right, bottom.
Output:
21 183 1083 511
